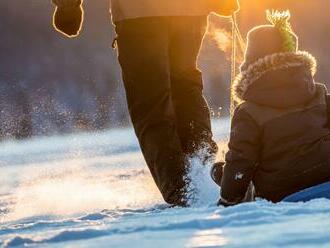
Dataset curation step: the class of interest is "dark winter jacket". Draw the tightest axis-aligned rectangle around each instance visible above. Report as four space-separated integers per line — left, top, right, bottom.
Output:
110 0 239 22
220 51 330 205
52 0 240 22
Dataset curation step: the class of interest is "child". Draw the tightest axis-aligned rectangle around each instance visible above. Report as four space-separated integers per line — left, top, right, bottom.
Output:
214 11 330 206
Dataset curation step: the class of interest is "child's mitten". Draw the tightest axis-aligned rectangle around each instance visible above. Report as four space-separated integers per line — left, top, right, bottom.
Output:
52 0 84 37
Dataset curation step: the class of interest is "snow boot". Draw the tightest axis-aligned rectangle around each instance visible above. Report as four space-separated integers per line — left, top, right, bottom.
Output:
211 161 225 186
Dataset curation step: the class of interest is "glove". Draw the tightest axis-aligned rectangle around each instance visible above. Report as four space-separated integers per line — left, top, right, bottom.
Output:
52 0 84 37
217 182 255 207
214 0 240 17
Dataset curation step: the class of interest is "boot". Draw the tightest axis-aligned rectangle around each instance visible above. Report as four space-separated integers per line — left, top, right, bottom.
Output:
211 161 225 186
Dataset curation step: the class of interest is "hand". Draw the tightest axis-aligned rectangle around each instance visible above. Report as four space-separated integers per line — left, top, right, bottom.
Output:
52 2 84 37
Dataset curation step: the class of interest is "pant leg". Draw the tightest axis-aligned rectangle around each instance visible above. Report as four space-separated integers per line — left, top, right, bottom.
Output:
115 18 188 206
169 16 218 159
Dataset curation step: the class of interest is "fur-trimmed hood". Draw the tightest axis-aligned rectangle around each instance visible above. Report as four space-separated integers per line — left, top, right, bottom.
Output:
233 51 318 108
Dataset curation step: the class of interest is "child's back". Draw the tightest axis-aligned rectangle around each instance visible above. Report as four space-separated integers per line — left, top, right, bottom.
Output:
219 11 330 205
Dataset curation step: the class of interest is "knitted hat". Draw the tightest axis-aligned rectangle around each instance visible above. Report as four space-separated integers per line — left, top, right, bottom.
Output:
241 10 299 71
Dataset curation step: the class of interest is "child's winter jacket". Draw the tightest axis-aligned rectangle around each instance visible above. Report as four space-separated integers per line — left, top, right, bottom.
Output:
221 52 330 205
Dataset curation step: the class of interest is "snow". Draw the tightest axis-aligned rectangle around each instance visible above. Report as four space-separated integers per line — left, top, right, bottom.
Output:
1 119 330 247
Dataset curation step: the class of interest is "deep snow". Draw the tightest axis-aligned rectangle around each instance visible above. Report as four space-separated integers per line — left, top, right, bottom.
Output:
1 119 330 247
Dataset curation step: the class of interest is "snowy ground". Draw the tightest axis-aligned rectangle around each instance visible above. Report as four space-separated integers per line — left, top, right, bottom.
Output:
1 119 330 247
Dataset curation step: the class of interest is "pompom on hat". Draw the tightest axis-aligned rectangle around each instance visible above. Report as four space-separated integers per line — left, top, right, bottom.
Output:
241 10 299 71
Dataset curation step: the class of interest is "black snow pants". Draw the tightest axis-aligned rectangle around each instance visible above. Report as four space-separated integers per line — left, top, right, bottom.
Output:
115 16 218 206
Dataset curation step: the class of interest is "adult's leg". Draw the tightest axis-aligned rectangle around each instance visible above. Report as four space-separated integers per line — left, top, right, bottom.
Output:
115 18 188 206
169 16 218 159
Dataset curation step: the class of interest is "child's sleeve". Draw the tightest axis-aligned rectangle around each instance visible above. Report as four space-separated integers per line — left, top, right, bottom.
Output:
220 106 261 206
